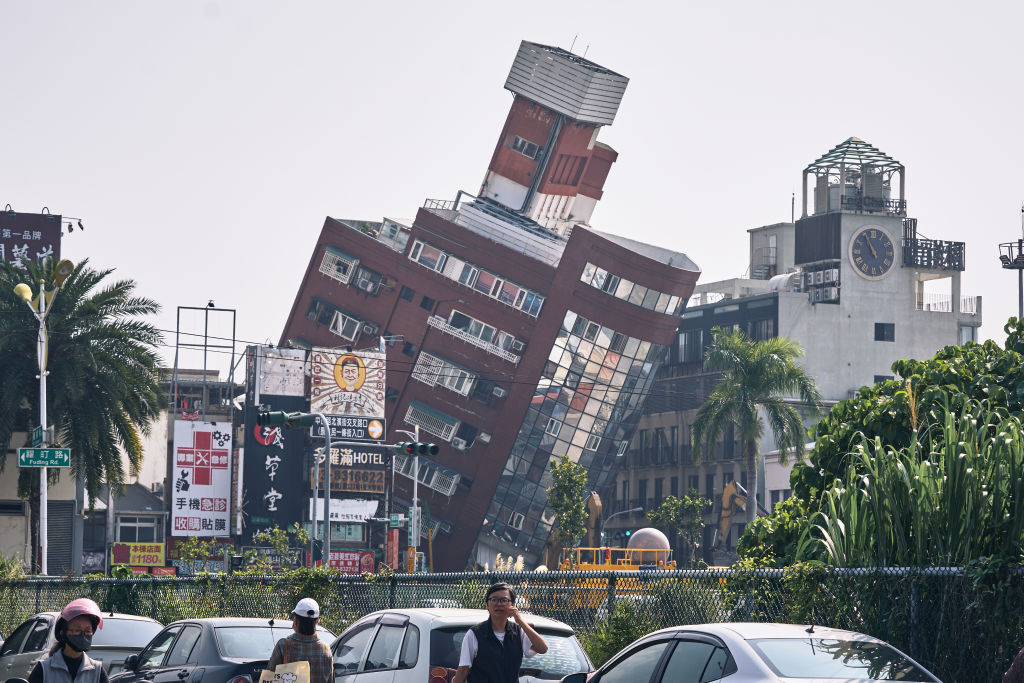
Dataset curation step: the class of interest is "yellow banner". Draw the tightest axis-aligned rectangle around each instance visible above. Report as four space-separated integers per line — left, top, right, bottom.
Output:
111 542 165 567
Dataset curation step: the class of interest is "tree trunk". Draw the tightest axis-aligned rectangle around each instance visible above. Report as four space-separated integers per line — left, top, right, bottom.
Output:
745 439 758 525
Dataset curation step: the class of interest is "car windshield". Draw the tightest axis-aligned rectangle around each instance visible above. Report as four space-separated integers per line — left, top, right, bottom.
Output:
215 626 334 660
94 618 163 648
430 627 591 679
748 638 935 681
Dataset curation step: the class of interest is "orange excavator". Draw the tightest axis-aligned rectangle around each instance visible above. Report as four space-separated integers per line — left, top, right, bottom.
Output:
713 481 768 550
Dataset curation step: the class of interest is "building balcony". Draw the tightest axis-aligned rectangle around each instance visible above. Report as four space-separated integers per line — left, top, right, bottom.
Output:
902 238 965 271
426 315 521 364
916 294 981 316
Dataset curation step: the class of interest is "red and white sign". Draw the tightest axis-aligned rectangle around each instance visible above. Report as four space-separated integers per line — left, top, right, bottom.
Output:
306 549 375 574
171 421 232 537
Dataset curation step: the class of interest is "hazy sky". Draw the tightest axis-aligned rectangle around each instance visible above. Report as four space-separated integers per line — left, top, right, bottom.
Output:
3 1 1022 377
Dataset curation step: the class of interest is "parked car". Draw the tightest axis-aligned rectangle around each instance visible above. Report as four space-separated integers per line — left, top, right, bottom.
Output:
330 608 592 682
0 612 163 679
575 622 941 682
109 618 335 683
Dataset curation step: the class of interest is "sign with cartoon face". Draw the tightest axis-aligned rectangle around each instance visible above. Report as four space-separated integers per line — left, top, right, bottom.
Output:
171 421 232 536
310 348 386 440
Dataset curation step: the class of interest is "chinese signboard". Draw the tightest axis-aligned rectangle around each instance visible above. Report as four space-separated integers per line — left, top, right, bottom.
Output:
18 448 70 467
241 346 309 543
171 421 232 536
308 497 379 524
305 549 375 574
0 211 62 266
312 447 389 493
310 348 386 440
110 542 165 567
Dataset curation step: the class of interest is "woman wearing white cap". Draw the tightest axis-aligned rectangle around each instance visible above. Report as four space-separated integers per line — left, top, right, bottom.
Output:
266 598 332 683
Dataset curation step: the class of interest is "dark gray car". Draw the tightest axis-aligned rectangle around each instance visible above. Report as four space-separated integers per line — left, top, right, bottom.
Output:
0 612 163 679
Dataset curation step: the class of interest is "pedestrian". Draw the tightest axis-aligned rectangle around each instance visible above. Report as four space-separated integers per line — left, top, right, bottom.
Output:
452 582 548 683
1006 642 1024 682
266 598 332 683
28 598 107 683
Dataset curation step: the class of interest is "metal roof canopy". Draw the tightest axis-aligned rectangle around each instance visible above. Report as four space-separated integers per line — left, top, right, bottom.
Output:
804 137 903 173
801 137 907 218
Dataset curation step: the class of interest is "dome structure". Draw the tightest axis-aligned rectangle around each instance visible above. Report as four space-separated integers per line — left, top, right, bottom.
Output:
626 527 670 550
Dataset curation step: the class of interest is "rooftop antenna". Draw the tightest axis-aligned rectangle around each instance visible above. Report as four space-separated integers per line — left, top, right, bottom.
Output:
569 34 578 52
583 44 590 58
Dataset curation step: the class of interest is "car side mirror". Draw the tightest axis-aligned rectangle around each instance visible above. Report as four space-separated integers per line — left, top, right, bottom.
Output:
123 655 139 671
559 674 588 683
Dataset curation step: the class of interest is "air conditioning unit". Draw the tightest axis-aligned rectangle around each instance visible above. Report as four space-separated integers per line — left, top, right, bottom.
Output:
356 278 378 293
510 338 526 353
824 287 839 301
451 437 467 451
362 323 379 336
814 271 824 284
478 432 491 444
492 386 508 398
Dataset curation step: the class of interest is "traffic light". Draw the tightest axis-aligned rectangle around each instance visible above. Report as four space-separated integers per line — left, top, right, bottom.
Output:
256 410 317 428
624 529 632 539
391 441 439 456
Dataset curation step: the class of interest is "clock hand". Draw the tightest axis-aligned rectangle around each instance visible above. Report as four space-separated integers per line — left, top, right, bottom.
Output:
865 237 878 259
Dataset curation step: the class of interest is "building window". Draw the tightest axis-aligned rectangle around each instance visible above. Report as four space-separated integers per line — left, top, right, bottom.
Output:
680 329 703 362
409 240 448 272
875 323 895 342
616 441 629 457
411 351 476 396
0 500 23 515
621 480 629 502
705 474 714 500
329 310 361 341
959 325 977 345
449 310 500 346
688 475 699 492
749 319 775 340
654 478 663 501
670 477 678 497
402 342 416 357
319 247 358 285
584 434 601 451
117 515 163 543
544 418 562 437
420 296 436 311
352 266 383 295
511 135 541 159
399 285 415 301
874 375 894 384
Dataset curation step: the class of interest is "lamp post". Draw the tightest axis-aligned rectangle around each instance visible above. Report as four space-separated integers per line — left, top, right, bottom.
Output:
999 211 1024 319
601 506 644 547
14 259 74 575
316 412 332 567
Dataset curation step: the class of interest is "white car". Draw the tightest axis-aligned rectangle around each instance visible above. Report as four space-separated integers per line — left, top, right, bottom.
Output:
576 622 940 682
330 607 593 682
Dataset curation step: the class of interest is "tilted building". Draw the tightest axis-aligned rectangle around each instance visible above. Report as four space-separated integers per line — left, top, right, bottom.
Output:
278 41 700 569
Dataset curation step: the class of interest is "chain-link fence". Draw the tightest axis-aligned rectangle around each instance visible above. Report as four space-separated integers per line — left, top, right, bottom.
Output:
1 567 1020 682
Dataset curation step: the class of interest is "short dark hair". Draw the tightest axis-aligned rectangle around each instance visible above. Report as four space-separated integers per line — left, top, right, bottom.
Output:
295 614 318 635
341 358 360 369
485 582 516 603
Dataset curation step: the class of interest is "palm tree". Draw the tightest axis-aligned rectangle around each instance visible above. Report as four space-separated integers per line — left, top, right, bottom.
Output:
0 258 166 570
691 327 822 525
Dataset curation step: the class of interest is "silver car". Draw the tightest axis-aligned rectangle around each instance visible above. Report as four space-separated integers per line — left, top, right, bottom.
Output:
576 622 940 682
0 612 163 679
330 608 592 682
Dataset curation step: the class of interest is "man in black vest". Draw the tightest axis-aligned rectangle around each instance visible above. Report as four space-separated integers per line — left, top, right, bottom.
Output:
452 582 548 683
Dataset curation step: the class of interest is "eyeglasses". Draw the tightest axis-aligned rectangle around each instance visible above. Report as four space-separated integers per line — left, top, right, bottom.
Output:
66 629 93 636
487 598 512 605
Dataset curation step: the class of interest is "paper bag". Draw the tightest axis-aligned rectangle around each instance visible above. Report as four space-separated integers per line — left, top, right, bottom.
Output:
259 660 310 683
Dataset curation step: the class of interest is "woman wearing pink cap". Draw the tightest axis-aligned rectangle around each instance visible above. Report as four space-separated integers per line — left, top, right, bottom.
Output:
28 598 108 683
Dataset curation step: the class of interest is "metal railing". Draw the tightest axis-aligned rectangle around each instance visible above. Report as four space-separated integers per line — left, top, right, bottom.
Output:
426 316 521 364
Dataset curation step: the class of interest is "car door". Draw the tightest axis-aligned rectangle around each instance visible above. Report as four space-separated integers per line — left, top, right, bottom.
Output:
153 625 204 683
656 636 736 683
10 617 54 679
591 637 674 683
354 614 414 683
332 619 378 683
130 625 183 683
0 619 35 678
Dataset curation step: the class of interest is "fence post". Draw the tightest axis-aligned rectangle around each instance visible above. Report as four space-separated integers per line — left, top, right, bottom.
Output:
35 581 41 613
909 578 919 660
389 574 397 609
607 573 617 615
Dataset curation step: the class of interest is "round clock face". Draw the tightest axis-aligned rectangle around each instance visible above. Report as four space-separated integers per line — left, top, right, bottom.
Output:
849 225 896 280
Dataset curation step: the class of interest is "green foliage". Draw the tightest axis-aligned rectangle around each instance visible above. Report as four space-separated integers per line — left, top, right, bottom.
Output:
795 401 1024 567
692 328 821 523
736 496 811 567
647 491 711 567
0 551 25 579
244 523 309 572
547 454 589 550
0 258 166 504
579 599 659 667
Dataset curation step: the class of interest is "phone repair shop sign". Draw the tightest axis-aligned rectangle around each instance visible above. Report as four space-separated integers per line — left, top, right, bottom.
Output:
110 542 165 567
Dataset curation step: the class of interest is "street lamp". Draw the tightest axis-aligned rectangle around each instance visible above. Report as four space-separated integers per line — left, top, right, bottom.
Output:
999 208 1024 320
395 427 421 571
14 259 74 575
601 507 643 547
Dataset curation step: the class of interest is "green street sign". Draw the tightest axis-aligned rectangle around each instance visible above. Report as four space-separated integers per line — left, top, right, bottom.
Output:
18 448 70 467
389 513 402 528
30 426 43 447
